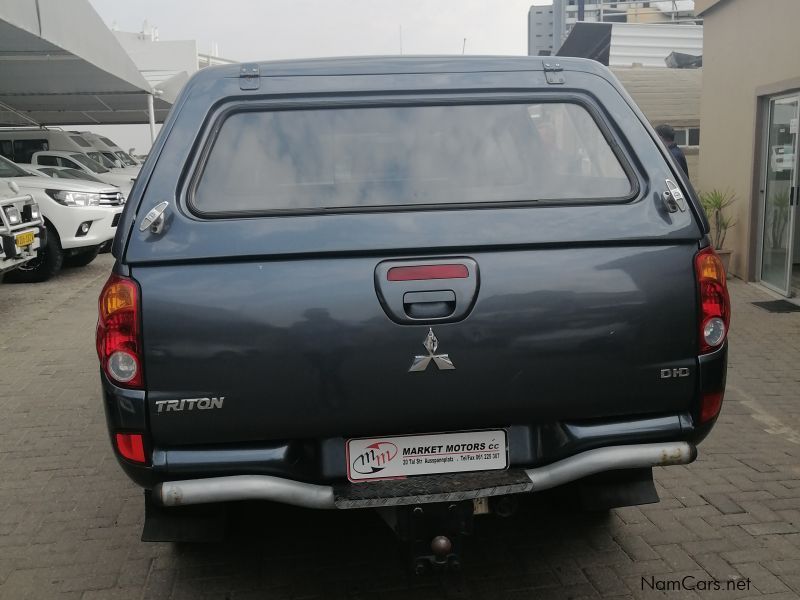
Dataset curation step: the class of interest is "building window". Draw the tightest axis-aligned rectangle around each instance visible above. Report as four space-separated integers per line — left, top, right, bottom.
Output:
671 127 700 148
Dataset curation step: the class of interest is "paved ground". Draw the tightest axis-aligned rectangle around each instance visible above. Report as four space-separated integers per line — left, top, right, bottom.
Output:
1 255 799 600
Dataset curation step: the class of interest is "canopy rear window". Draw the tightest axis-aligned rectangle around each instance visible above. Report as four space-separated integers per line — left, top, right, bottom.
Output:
191 102 633 215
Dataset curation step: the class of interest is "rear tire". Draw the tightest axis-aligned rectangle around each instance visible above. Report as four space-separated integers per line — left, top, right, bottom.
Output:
3 225 63 283
63 245 101 268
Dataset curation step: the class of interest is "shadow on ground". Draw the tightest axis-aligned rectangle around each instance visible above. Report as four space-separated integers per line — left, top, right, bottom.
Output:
160 495 612 600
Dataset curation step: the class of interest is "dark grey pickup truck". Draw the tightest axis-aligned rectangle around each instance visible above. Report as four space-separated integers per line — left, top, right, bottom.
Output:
98 56 730 568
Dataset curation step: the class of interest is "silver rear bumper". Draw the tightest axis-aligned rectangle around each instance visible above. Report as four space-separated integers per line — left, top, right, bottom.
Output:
153 441 696 509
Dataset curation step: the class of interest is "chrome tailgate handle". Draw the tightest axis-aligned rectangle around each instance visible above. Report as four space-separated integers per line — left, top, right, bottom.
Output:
139 201 169 234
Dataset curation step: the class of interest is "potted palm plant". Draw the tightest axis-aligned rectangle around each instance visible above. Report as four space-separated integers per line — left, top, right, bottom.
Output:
699 189 736 272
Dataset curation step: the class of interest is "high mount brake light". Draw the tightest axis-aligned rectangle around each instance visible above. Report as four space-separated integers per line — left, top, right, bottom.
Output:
695 247 730 354
96 274 143 388
387 264 469 281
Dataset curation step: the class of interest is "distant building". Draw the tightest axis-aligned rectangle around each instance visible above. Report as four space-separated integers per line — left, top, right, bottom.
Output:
697 0 800 293
529 0 699 56
112 24 236 103
527 4 555 56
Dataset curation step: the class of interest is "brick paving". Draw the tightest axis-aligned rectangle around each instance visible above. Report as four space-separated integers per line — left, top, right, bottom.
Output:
1 256 799 599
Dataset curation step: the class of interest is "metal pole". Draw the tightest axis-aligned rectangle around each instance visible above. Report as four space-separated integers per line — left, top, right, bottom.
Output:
147 93 156 145
0 100 41 126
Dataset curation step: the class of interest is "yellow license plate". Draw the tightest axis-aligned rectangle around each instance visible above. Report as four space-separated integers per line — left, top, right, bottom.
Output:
15 231 35 247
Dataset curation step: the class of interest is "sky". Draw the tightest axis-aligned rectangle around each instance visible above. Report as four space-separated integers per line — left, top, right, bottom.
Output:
89 0 550 62
86 0 550 151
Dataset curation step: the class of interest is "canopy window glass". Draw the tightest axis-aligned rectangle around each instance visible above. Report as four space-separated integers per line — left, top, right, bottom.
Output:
193 102 632 215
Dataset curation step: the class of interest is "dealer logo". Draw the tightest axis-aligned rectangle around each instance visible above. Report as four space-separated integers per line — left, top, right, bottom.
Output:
351 441 398 475
408 328 456 372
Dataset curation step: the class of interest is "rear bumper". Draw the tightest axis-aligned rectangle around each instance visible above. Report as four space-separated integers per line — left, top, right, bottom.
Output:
101 342 725 499
152 441 696 509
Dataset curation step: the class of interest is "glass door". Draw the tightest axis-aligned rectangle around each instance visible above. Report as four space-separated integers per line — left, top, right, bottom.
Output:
760 94 799 295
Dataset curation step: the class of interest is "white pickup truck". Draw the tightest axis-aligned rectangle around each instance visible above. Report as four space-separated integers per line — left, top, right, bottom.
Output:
28 151 134 196
0 155 123 282
0 180 44 276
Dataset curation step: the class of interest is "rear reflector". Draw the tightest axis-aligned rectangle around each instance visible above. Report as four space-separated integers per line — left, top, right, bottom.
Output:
700 390 724 424
387 264 469 281
115 433 146 464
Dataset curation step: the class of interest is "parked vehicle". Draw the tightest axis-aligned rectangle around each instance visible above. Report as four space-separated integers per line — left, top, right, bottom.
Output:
770 144 794 174
62 131 119 170
0 155 123 282
65 131 132 172
0 128 99 164
99 57 729 567
28 151 134 196
78 132 141 170
24 165 113 186
23 166 124 255
0 180 44 275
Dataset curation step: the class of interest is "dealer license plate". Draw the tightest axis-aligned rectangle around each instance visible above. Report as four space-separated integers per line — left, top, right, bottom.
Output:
15 231 35 247
347 430 507 482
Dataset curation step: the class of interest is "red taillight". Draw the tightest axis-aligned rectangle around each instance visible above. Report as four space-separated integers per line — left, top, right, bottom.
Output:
700 391 724 424
387 264 469 281
695 247 730 354
115 433 146 463
96 274 143 388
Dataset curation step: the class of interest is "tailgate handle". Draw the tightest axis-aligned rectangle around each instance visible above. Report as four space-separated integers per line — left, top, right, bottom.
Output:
375 257 479 325
403 290 456 319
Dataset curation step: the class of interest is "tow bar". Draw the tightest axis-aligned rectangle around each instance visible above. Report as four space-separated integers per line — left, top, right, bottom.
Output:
378 501 475 573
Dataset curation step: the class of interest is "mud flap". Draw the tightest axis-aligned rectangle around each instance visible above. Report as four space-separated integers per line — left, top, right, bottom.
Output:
576 468 659 511
141 490 227 542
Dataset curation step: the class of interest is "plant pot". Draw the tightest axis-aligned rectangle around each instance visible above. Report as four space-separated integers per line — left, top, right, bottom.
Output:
716 249 732 274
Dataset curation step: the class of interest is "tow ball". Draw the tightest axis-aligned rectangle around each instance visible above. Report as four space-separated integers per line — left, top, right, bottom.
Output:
378 501 475 573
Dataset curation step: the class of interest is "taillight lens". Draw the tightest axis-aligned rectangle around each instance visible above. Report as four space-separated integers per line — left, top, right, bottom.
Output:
695 247 730 354
115 433 146 463
96 274 143 388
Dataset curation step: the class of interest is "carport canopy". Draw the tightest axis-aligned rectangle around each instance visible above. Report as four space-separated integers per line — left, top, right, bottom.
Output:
0 0 172 126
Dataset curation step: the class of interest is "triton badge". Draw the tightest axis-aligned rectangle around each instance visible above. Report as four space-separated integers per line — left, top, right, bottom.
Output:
409 328 456 372
155 397 225 413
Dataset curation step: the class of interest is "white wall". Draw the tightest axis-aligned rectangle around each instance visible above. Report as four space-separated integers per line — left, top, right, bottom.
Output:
610 23 702 68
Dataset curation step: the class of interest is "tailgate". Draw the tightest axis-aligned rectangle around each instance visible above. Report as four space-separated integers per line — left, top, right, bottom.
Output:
137 243 699 445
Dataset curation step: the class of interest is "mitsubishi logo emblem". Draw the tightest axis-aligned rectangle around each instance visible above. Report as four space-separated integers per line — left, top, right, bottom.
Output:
408 328 456 372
